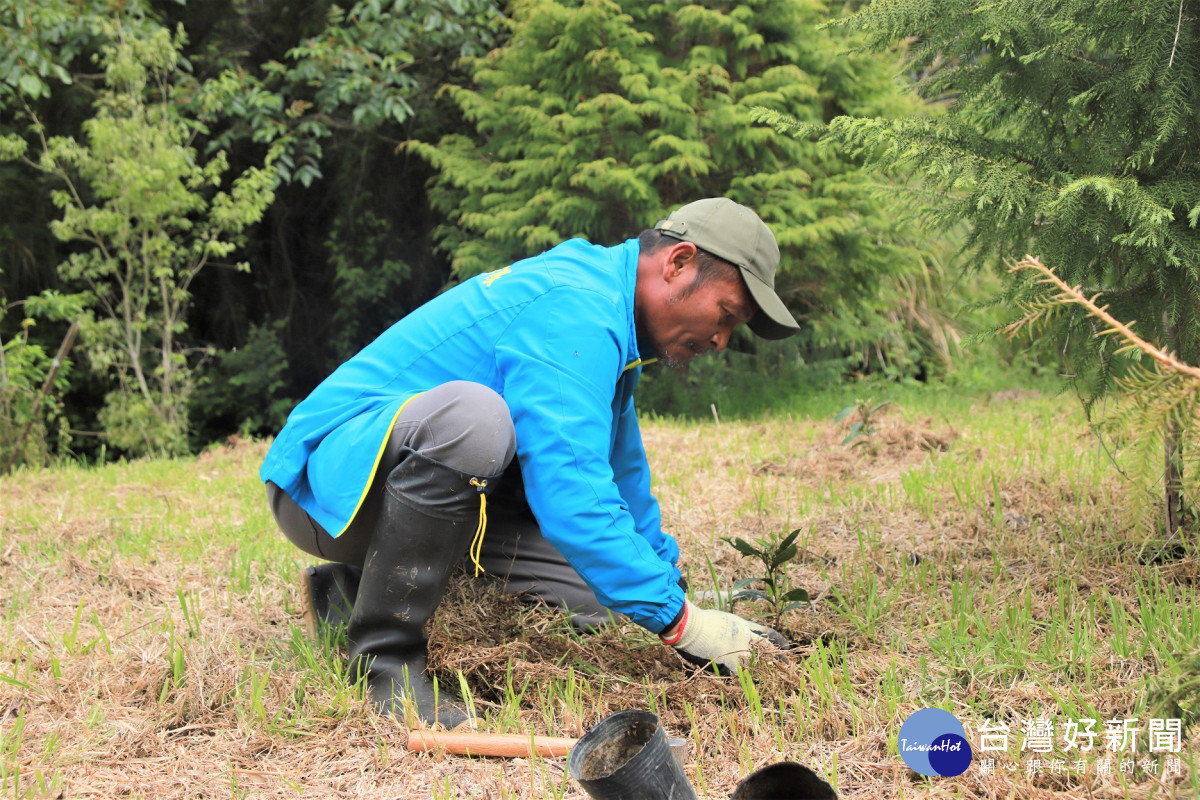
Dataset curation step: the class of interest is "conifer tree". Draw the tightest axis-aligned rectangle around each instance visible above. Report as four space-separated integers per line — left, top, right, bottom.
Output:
758 0 1200 532
408 0 949 373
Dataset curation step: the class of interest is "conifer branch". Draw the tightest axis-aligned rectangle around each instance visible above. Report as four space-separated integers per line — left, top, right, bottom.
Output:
1010 256 1200 381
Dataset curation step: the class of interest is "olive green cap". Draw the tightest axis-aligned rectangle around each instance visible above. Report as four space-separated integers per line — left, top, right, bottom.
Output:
654 198 800 340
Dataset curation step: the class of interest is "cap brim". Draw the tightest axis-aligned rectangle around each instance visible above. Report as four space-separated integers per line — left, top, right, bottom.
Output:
740 268 800 340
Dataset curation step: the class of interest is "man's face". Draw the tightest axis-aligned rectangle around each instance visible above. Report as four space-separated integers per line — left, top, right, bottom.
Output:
644 262 757 369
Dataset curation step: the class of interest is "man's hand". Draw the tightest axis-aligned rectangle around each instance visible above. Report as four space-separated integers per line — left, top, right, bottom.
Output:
659 601 791 674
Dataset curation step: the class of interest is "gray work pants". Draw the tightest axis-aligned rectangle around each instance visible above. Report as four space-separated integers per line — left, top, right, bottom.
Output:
266 380 613 630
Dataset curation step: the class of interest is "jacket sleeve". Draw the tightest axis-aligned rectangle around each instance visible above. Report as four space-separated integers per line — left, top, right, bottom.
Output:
611 390 682 572
494 289 685 633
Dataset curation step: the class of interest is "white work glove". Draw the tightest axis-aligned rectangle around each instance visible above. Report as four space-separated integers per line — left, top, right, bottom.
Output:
659 601 791 675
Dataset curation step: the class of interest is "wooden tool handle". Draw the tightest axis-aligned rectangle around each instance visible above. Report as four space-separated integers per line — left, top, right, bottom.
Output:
406 730 577 758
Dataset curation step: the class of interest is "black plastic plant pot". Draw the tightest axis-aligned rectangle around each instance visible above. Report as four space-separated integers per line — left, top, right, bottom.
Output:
567 710 698 800
729 761 838 800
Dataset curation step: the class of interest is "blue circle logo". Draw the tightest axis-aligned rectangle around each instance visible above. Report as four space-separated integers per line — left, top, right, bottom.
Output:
898 709 972 777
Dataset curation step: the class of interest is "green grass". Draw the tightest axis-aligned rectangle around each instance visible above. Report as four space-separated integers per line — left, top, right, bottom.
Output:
2 381 1199 798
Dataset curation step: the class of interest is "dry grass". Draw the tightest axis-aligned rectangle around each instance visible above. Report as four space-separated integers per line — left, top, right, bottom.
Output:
3 389 1199 798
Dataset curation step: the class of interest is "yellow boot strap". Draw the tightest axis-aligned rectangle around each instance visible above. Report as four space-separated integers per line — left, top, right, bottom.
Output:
468 478 489 576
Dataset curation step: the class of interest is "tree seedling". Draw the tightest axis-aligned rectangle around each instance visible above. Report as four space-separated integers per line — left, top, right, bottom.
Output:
721 528 811 630
836 398 892 448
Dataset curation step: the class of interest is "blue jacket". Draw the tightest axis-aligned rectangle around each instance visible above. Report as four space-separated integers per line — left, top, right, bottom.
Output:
260 238 685 633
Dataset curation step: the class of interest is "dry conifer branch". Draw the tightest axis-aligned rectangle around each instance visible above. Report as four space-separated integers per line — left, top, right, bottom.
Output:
1011 255 1200 381
1170 0 1185 68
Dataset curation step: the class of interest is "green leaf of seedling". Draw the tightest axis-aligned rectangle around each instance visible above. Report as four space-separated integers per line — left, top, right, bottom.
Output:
732 577 762 590
782 600 810 614
834 405 857 423
724 537 762 559
870 400 892 415
780 529 802 550
841 421 864 446
733 590 770 603
770 543 798 571
782 588 811 603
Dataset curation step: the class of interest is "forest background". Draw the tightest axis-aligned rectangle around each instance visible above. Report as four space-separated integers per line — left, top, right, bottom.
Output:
0 0 1018 464
2 0 1199 526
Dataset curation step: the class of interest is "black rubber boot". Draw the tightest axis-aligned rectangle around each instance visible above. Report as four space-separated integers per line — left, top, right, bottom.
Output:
347 449 495 730
299 562 361 637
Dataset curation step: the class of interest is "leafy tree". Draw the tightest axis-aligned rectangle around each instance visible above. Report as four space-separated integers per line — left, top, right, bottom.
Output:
0 286 82 471
758 0 1200 531
1 0 502 451
0 0 99 105
0 0 151 374
1 18 276 455
172 0 504 419
409 0 954 377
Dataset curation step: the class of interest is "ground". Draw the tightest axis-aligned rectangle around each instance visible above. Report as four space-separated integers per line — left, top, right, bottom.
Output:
2 386 1199 798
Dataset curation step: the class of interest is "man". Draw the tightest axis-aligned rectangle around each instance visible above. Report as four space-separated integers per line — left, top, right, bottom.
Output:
260 197 800 729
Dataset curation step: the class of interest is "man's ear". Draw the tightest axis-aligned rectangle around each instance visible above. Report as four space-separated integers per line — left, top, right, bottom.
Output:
661 241 698 284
